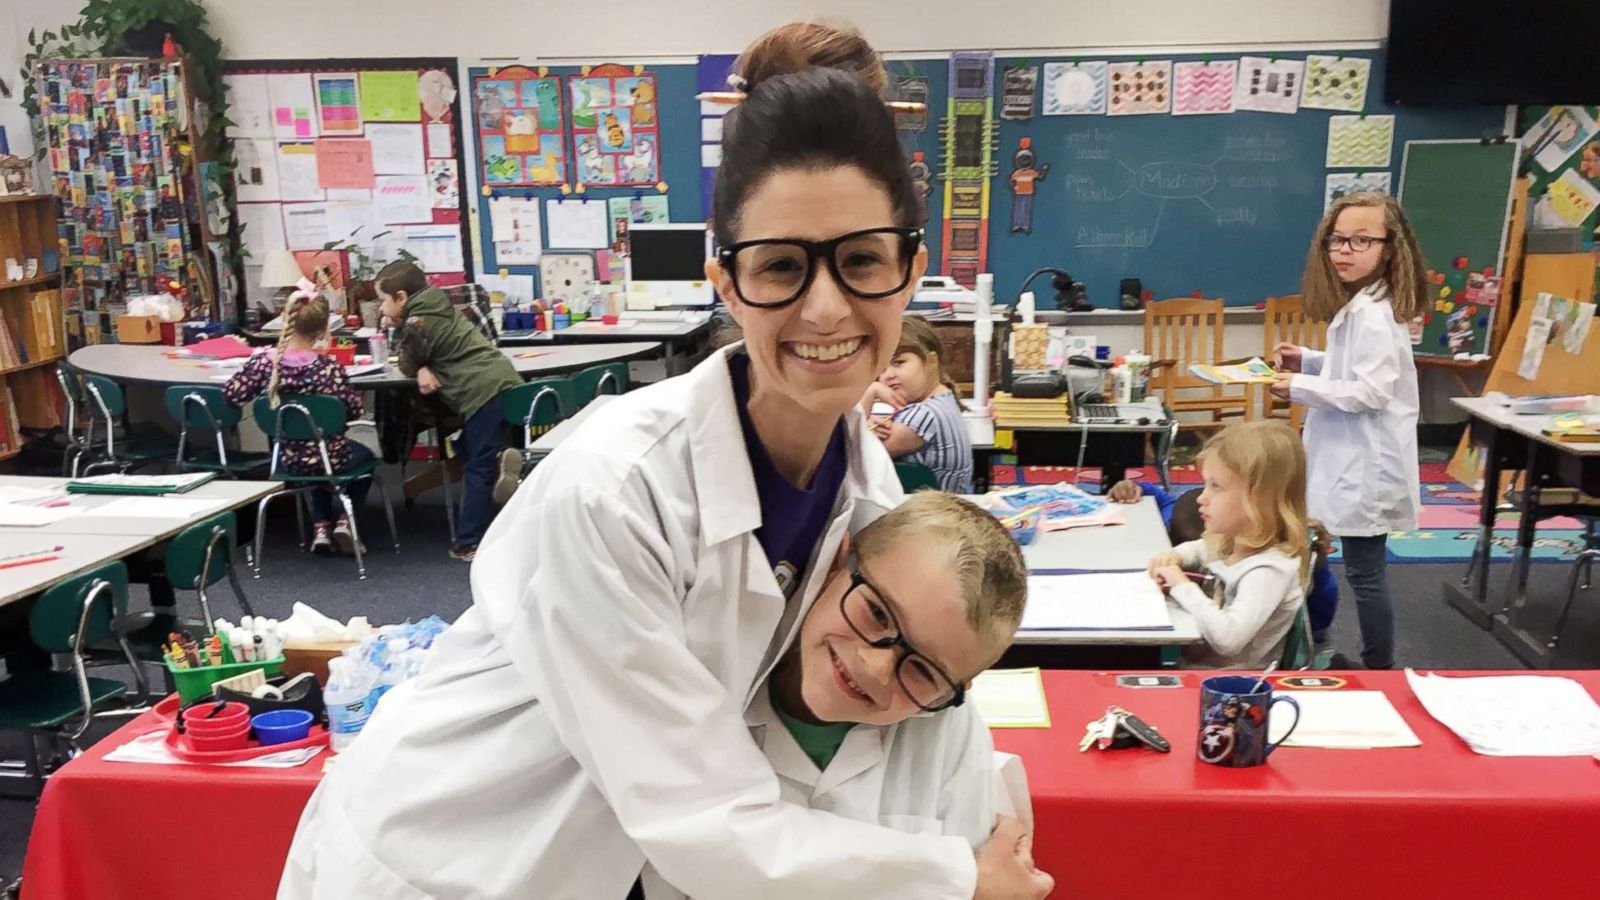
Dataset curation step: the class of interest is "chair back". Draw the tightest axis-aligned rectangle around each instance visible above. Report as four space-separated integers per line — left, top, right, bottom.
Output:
82 374 127 419
572 363 628 407
253 395 347 476
502 378 575 445
1261 295 1325 429
31 561 128 654
1278 604 1314 671
165 385 242 431
1143 298 1226 393
164 511 239 592
895 461 941 493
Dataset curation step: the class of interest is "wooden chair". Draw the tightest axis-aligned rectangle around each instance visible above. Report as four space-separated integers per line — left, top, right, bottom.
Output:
1143 298 1251 433
1261 294 1327 431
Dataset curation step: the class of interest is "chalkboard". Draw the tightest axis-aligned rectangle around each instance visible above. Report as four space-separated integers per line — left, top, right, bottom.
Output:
1398 140 1518 358
895 52 1506 308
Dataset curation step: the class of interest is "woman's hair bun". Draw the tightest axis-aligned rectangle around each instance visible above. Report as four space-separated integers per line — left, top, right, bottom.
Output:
732 22 887 97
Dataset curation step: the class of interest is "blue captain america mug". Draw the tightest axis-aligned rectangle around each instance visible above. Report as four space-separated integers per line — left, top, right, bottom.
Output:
1196 675 1300 768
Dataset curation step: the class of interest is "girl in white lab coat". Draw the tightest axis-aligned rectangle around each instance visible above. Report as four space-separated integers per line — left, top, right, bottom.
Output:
278 27 1052 900
1271 192 1426 670
639 492 1032 899
1148 421 1313 669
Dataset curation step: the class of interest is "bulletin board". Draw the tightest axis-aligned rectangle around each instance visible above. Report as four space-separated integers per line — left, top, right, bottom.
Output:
1520 105 1600 238
468 62 700 299
473 66 566 187
885 50 1506 309
222 57 472 312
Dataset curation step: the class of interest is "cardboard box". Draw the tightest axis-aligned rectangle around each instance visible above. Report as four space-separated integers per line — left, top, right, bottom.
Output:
115 313 161 343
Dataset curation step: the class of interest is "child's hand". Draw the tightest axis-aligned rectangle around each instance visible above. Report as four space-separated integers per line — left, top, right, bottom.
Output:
1146 549 1181 579
1272 342 1302 373
416 366 441 395
863 381 907 411
1151 565 1188 590
1107 479 1141 504
867 416 893 440
1269 372 1293 401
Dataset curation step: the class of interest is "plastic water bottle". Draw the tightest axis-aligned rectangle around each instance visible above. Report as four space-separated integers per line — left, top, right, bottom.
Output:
324 657 380 753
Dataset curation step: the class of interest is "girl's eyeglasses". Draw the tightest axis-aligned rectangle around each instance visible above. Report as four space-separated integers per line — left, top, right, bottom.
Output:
1325 233 1388 252
717 227 923 309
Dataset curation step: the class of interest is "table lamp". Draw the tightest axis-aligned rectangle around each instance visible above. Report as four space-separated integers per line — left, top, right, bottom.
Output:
260 249 305 309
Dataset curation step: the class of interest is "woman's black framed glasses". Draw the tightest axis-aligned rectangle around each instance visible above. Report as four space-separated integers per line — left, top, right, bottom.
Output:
839 554 964 712
717 227 923 309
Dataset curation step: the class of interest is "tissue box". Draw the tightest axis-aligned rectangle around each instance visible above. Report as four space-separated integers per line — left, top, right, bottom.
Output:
282 640 357 685
115 314 162 343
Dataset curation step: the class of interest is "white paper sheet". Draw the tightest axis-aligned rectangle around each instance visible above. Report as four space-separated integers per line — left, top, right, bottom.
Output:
544 198 610 250
0 503 82 527
236 203 289 265
83 496 223 520
103 729 325 768
276 142 326 202
1234 56 1304 114
1325 172 1393 211
426 123 453 158
1406 668 1600 757
267 72 319 140
282 203 332 250
478 273 537 307
1267 690 1423 749
1020 572 1174 631
971 668 1052 728
324 201 384 246
367 123 426 175
700 144 722 167
700 117 723 142
232 138 280 202
1519 317 1552 380
489 196 543 265
1301 55 1371 112
223 73 273 138
1326 115 1395 168
401 224 465 273
374 175 433 225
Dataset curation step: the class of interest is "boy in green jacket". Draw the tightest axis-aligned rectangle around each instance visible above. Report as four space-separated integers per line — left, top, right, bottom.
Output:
377 262 522 561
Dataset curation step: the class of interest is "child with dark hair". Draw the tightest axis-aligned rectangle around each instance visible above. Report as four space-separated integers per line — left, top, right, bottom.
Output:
376 261 520 561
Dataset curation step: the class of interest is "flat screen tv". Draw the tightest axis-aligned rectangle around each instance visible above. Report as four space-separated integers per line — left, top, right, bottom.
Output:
1386 1 1600 106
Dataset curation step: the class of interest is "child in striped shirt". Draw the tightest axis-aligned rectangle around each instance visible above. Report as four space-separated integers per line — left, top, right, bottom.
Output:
860 317 973 493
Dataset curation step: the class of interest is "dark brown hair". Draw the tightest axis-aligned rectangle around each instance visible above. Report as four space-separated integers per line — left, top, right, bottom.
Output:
712 68 919 247
895 316 965 410
733 22 887 96
375 260 429 299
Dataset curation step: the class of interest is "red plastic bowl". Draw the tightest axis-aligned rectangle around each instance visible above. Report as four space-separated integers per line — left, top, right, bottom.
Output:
182 702 250 733
183 727 250 752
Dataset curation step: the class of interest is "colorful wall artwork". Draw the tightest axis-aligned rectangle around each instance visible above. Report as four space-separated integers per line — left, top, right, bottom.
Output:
568 64 662 188
474 66 567 187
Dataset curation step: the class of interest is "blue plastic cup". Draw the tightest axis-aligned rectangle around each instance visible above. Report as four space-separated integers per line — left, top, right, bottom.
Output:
251 709 314 746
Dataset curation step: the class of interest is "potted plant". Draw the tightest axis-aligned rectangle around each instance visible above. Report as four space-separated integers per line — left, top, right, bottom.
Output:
322 230 418 327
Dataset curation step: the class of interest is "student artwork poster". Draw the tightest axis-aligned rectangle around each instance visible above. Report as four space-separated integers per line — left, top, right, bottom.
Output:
474 67 567 187
569 64 661 187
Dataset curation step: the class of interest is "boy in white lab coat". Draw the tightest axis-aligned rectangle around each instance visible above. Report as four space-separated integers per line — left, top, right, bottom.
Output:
642 492 1030 897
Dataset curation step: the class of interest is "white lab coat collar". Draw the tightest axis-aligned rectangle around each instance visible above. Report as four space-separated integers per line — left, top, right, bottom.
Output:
685 344 902 549
745 682 890 797
1328 280 1388 330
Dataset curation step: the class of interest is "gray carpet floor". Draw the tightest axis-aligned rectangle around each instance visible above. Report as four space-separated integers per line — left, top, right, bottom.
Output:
3 482 1598 882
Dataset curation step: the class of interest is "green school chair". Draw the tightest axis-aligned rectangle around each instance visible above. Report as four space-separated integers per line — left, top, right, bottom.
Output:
164 385 270 478
0 562 138 795
895 462 941 494
1278 604 1315 671
79 374 179 476
502 376 576 462
571 363 629 408
251 396 399 581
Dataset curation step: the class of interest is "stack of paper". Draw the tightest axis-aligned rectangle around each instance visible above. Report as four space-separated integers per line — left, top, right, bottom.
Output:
993 391 1070 427
1405 669 1600 757
1266 690 1423 749
971 668 1052 728
1021 572 1174 631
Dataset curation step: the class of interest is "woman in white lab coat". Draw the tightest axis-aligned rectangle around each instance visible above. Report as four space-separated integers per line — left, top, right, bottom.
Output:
278 64 1052 900
1272 192 1424 670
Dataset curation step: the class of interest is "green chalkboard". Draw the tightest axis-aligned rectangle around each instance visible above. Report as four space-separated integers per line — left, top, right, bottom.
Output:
1398 140 1518 358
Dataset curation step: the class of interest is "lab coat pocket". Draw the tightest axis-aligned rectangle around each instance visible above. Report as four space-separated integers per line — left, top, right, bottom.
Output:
879 813 948 836
286 798 433 900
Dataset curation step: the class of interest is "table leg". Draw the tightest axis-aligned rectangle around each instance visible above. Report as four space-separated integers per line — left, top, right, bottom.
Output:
1503 442 1544 618
1444 423 1505 630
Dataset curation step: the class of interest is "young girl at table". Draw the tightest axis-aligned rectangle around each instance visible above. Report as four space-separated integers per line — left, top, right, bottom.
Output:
1147 421 1315 669
1270 191 1424 670
859 316 973 492
222 293 371 556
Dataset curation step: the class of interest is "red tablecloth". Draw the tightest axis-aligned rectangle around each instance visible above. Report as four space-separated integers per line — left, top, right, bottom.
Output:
23 674 1600 900
992 670 1600 900
22 709 326 900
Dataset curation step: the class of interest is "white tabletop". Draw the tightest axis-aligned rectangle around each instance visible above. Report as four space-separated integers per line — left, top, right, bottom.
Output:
1452 396 1600 456
501 314 713 345
531 394 618 453
1000 496 1201 646
0 476 280 607
67 343 663 389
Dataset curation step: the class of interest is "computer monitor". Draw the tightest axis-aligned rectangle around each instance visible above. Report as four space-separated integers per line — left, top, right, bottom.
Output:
625 223 715 309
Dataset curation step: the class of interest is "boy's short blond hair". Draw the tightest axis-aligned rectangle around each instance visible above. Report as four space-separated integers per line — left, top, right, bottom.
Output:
854 492 1027 659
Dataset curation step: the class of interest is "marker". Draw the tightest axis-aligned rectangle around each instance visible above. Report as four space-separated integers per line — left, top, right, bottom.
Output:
0 555 60 571
0 545 63 564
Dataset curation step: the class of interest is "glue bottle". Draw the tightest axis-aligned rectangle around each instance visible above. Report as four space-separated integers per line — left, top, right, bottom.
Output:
1110 356 1132 404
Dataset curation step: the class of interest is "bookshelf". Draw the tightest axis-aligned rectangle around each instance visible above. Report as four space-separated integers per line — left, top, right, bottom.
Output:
0 194 66 463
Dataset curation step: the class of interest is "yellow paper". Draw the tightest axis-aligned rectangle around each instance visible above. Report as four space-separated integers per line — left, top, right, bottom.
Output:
972 667 1052 728
1547 170 1600 229
359 71 421 122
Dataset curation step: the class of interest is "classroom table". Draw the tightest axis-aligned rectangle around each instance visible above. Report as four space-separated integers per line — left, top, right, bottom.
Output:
999 496 1202 668
1443 397 1600 666
65 342 663 388
994 399 1178 491
27 669 1600 900
500 312 714 375
0 476 281 607
991 668 1600 900
964 412 998 493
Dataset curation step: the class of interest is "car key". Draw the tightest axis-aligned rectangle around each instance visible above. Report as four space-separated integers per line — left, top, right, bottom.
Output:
1112 707 1171 753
